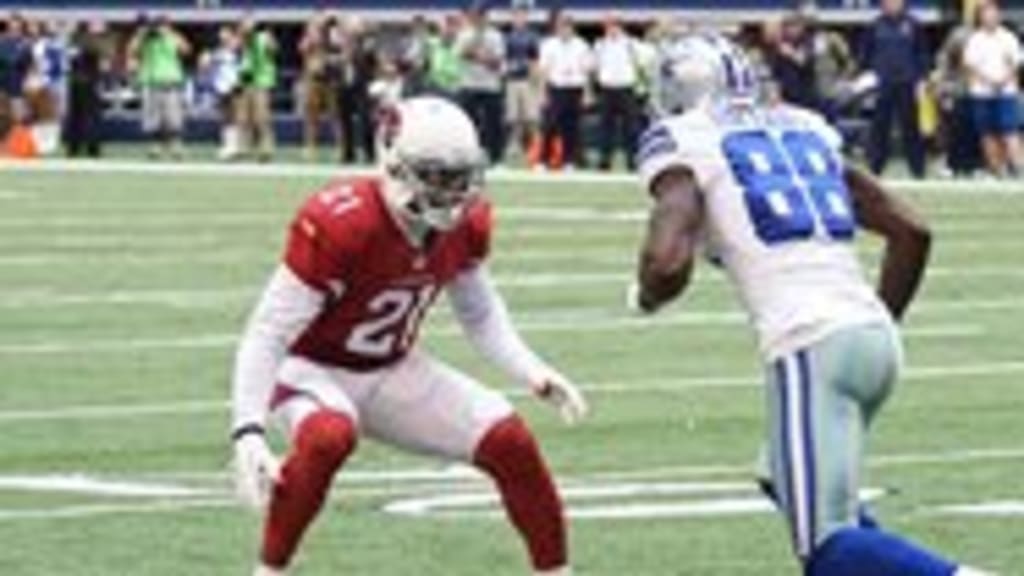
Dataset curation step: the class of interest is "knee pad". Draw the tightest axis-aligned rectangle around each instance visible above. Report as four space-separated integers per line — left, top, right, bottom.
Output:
295 410 358 470
474 415 543 477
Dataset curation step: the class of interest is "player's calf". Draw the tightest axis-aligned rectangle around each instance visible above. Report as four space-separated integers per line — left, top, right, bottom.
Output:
261 410 358 570
473 415 569 574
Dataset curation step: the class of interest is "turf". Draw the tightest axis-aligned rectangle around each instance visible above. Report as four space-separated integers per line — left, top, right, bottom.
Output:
0 161 1021 575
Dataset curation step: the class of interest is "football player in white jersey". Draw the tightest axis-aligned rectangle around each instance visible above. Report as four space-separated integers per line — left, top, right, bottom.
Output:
631 32 992 576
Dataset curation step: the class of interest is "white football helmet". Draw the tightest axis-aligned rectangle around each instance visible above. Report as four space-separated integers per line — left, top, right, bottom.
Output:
379 96 486 232
652 31 758 117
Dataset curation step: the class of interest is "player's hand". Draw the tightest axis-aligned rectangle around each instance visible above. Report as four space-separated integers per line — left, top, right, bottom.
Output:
232 428 282 511
626 281 656 314
532 371 588 425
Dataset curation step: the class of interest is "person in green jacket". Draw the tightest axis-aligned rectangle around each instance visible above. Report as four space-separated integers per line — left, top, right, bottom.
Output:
424 14 463 98
238 17 277 162
129 15 190 159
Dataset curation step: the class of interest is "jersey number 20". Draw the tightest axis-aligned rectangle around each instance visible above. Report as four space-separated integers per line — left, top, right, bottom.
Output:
721 130 855 245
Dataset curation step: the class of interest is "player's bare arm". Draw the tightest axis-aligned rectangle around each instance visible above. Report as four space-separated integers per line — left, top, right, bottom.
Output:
636 166 704 313
845 162 932 321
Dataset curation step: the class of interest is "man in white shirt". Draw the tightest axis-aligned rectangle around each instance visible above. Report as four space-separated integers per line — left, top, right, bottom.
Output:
538 12 591 169
592 14 641 170
963 1 1022 176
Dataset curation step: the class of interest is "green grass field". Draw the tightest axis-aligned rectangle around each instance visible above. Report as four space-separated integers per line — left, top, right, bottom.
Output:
0 161 1021 575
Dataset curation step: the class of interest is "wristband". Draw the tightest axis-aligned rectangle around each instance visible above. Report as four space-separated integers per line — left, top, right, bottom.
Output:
231 423 265 442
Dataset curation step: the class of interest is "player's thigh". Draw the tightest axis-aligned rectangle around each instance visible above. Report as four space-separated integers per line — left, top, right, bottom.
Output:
272 356 361 440
765 342 865 557
362 350 515 462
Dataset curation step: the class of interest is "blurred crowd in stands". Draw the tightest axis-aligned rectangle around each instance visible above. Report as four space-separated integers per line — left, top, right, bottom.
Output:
0 0 1021 177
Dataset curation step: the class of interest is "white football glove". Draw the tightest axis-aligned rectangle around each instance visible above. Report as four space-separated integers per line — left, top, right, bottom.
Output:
232 429 282 511
531 371 588 426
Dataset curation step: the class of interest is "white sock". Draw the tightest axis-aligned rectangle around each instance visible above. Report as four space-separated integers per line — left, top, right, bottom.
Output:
956 567 997 576
253 564 286 576
535 568 572 576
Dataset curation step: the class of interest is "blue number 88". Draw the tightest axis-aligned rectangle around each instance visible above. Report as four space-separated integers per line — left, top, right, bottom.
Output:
721 130 854 245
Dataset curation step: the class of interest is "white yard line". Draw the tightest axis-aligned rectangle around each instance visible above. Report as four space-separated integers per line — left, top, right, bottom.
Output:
928 501 1024 517
0 234 1017 269
0 207 646 230
0 322 981 356
0 445 1019 522
0 287 256 308
565 448 1024 483
0 475 212 497
1 360 1021 424
5 158 1024 196
1 274 1018 314
0 499 236 521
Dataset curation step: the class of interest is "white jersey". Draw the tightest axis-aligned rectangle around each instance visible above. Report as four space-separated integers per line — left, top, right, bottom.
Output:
637 103 891 360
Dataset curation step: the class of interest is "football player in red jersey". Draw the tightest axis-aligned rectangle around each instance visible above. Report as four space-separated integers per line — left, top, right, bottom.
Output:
230 96 587 576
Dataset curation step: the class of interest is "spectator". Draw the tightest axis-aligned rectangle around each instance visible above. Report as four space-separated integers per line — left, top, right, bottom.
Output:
400 15 433 96
456 7 505 165
367 55 404 146
65 19 110 158
631 21 659 131
963 1 1021 177
0 14 31 136
860 0 929 178
129 14 190 160
538 12 591 170
503 7 541 161
592 13 642 171
337 16 377 164
762 16 817 109
23 19 64 153
935 8 982 177
802 8 855 118
209 24 241 161
424 14 462 99
298 14 341 161
238 17 277 162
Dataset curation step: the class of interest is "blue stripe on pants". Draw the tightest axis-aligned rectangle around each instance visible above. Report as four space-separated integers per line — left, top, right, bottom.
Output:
778 351 816 558
774 357 799 552
798 349 818 556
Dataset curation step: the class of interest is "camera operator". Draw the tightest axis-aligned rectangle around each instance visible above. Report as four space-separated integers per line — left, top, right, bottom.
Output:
128 14 190 159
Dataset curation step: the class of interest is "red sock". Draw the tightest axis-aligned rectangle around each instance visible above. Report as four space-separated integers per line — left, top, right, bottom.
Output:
261 410 357 569
474 415 567 571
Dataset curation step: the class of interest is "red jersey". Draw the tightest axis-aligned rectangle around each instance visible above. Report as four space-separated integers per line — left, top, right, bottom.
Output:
283 177 492 371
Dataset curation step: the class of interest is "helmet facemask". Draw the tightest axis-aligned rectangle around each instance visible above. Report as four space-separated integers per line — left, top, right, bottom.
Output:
390 154 485 232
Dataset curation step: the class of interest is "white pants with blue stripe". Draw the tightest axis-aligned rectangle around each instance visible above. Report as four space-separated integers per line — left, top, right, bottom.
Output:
765 321 901 559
